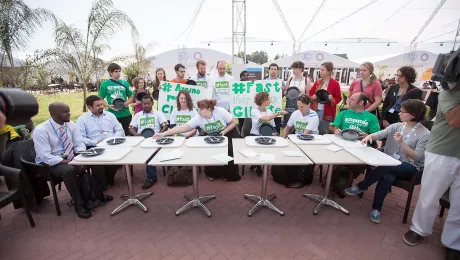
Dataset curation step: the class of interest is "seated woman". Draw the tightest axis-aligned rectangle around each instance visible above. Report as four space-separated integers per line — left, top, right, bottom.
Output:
170 90 198 138
153 99 240 181
345 99 430 224
282 94 319 137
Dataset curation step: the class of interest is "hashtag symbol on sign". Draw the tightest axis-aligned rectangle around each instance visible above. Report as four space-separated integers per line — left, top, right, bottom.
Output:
232 83 245 94
162 82 172 92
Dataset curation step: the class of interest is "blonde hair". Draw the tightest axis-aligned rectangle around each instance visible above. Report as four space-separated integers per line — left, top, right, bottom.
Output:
361 62 377 84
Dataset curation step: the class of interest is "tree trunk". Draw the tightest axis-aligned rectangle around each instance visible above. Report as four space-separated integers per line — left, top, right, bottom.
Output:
83 80 88 112
7 51 15 68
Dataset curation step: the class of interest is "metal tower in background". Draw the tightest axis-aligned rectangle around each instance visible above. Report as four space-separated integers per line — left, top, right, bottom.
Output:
232 0 246 64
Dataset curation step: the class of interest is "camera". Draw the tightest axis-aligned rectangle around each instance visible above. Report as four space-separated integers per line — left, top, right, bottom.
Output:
431 47 460 90
0 88 39 126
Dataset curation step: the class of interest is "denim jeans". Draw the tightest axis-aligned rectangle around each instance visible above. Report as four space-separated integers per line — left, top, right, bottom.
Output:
357 162 417 211
146 166 157 181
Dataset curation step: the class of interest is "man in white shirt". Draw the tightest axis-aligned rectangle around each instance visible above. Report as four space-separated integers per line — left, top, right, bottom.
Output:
191 60 211 88
77 95 124 189
211 60 234 111
33 102 92 219
129 96 168 189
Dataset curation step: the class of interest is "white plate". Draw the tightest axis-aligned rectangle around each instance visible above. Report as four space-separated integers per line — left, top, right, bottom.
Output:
140 136 185 148
345 147 401 167
323 134 366 148
245 136 288 147
186 136 229 148
74 148 132 162
288 134 332 145
97 136 144 147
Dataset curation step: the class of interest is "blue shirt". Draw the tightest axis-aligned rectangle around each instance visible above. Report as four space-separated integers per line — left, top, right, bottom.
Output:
33 119 86 166
76 111 125 146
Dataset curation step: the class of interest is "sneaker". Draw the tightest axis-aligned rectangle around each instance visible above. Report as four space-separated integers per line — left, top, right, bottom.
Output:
403 230 423 246
344 184 363 196
369 210 381 224
141 179 157 190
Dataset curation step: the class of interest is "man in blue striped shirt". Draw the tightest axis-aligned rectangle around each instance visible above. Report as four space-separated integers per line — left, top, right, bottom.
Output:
77 95 124 189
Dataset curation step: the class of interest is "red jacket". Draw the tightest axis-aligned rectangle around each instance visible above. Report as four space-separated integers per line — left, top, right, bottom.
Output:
309 78 342 121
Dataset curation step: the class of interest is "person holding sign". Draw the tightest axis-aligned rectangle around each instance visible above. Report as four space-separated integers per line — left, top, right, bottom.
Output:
170 90 199 138
129 96 168 189
211 61 234 111
345 99 429 224
170 64 187 84
191 60 210 88
98 63 133 136
153 99 241 181
309 62 342 121
283 94 319 137
251 92 287 136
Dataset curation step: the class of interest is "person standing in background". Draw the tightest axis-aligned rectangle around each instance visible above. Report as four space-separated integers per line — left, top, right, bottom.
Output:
309 62 342 121
348 62 383 116
265 63 286 133
129 77 149 115
170 64 187 84
211 61 234 111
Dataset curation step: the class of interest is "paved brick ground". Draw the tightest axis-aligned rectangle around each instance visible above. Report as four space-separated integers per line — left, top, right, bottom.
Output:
0 166 447 260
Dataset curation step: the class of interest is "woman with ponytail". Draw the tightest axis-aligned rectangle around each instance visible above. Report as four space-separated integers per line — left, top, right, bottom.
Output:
348 62 383 115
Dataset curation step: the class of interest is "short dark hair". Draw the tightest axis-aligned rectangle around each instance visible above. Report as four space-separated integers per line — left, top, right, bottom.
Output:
174 63 185 72
85 95 102 107
297 93 312 105
107 63 121 73
268 63 279 70
357 93 368 106
291 61 305 71
254 92 269 106
142 95 153 102
240 70 248 78
398 66 417 84
401 99 426 122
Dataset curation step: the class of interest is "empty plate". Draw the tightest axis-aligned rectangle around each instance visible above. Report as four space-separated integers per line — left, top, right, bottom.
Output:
140 128 155 138
156 137 174 145
285 87 300 99
112 98 126 111
259 124 275 136
80 148 105 157
255 137 277 145
204 136 225 144
106 137 126 145
341 129 361 141
297 134 315 141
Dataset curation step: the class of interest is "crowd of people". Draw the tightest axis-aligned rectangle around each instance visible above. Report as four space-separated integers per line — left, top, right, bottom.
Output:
2 57 457 258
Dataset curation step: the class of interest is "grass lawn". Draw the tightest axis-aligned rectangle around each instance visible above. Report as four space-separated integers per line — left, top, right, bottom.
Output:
32 92 98 126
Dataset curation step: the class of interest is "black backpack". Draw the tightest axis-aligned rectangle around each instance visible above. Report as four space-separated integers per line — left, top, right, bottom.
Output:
167 167 193 186
271 165 314 188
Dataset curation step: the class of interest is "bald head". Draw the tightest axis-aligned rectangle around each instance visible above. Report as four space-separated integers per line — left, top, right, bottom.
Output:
49 102 71 124
216 61 226 77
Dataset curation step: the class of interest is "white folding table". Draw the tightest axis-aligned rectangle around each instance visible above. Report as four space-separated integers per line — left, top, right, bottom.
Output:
148 138 228 217
70 137 159 216
232 138 313 216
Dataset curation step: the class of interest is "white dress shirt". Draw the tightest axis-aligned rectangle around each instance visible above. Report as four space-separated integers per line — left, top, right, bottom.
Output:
33 118 86 166
76 111 124 146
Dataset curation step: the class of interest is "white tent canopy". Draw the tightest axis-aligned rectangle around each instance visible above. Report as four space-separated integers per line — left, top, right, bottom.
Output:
373 51 439 68
262 50 360 68
150 47 257 79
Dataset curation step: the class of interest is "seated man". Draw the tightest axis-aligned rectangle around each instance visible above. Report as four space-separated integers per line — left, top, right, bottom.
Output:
329 92 381 195
76 95 125 189
129 96 168 189
33 102 111 219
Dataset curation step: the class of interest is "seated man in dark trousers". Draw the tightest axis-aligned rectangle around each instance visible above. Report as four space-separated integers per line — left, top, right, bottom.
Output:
33 102 111 219
77 95 125 189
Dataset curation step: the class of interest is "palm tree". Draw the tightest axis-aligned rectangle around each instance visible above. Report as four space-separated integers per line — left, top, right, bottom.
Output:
0 0 56 68
53 0 138 111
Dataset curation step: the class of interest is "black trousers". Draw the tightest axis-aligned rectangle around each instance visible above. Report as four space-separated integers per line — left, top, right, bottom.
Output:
88 165 118 188
274 117 282 134
117 115 132 136
49 164 84 208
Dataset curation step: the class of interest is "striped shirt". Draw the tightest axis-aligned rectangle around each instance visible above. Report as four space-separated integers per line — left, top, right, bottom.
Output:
76 111 124 147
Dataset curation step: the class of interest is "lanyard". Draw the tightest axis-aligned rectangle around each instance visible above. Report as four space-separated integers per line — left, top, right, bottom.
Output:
49 120 71 149
400 122 420 142
392 88 407 108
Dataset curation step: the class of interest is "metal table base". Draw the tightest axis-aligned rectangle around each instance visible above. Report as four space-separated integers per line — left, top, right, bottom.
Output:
176 166 216 217
111 165 153 216
244 165 284 216
304 164 349 216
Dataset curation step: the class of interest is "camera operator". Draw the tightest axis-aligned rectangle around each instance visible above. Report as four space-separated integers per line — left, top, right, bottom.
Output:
403 49 460 260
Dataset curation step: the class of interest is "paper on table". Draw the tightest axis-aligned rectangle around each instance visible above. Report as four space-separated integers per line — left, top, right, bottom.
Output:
260 153 275 162
238 149 258 158
282 150 304 157
159 149 183 162
212 153 234 163
325 144 343 152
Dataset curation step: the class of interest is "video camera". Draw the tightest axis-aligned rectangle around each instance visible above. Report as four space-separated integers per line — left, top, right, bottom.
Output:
0 88 39 126
431 47 460 90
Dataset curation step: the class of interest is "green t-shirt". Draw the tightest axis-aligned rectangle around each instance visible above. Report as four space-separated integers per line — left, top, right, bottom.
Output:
332 110 380 134
426 90 460 158
99 79 133 118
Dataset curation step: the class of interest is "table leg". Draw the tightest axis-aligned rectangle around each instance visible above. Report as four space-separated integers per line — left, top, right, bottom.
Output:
244 165 284 217
304 164 349 216
176 166 216 217
110 164 153 216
